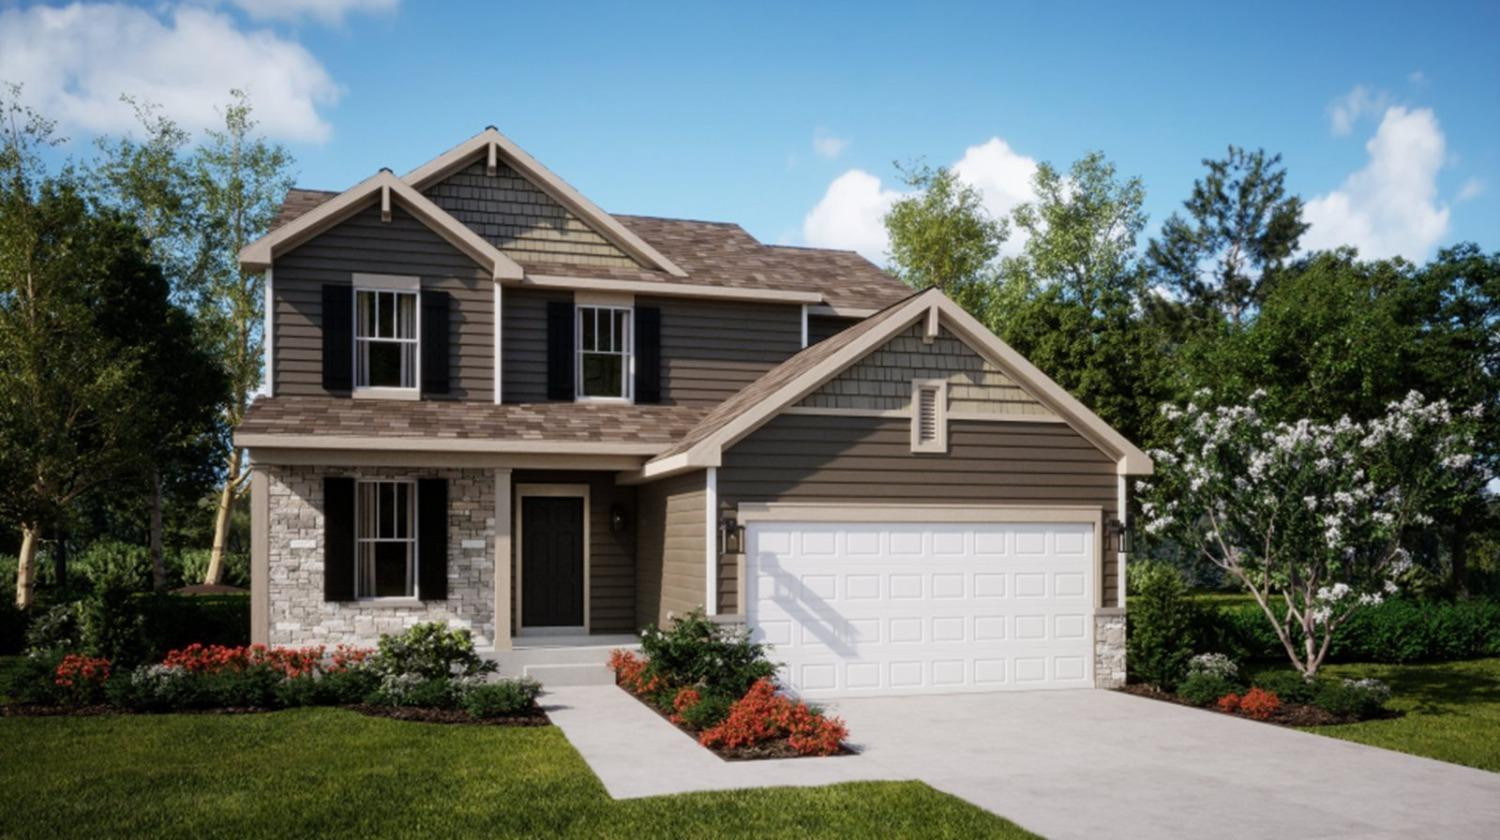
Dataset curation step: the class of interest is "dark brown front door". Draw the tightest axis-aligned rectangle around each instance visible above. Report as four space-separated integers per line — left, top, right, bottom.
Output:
521 496 585 627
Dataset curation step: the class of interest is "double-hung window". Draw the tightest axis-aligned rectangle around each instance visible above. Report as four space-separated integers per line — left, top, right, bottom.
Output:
355 288 418 391
356 480 417 599
577 305 631 400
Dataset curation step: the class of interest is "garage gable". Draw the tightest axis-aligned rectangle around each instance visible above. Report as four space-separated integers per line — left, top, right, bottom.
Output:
796 323 1058 420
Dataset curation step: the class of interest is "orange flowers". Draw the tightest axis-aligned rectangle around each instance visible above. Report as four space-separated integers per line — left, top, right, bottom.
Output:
160 643 369 679
54 654 110 689
1217 686 1281 720
699 678 848 757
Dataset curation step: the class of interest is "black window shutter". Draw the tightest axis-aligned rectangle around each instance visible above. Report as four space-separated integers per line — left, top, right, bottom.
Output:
546 300 575 400
321 284 353 392
420 289 450 396
323 477 355 602
417 478 448 601
635 306 661 404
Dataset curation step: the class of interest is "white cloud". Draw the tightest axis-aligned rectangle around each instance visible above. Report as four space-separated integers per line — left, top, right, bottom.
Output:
801 136 1038 263
1328 84 1390 136
1303 106 1450 260
801 170 902 263
0 3 342 143
1457 177 1484 202
812 127 849 160
222 0 398 25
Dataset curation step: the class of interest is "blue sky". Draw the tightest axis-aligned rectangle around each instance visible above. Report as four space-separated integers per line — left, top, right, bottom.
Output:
2 0 1496 264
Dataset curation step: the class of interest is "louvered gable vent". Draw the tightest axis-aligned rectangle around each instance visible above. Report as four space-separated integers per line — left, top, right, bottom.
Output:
911 380 948 453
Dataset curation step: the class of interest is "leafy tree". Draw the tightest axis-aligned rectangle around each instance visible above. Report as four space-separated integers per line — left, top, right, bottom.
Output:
994 153 1174 448
1142 392 1486 676
191 93 293 586
884 163 1007 319
1148 146 1308 325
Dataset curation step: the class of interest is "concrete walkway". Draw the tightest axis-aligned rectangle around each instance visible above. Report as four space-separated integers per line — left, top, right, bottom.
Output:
545 686 1500 839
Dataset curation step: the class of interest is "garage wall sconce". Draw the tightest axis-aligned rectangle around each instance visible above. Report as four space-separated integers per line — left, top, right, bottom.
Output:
1105 516 1132 553
718 517 744 555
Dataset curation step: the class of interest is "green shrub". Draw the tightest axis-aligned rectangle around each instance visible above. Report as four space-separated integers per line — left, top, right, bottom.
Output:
24 605 81 654
201 665 283 708
462 678 541 718
74 541 152 593
6 652 65 706
372 674 459 708
1175 672 1241 706
1215 598 1500 664
1313 678 1391 718
372 623 496 680
678 691 735 729
105 664 204 712
1250 670 1322 704
639 609 777 698
1127 563 1202 689
169 548 248 589
140 594 250 651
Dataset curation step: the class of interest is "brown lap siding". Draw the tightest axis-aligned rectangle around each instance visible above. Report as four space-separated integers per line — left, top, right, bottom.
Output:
635 469 707 628
718 414 1121 606
273 202 494 400
638 297 802 406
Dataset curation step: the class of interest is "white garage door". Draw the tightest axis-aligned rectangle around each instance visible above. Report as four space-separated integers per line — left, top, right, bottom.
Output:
746 519 1096 698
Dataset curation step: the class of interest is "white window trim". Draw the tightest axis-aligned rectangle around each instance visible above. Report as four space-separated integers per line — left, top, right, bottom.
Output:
910 379 948 453
574 303 634 403
355 478 420 602
352 277 421 397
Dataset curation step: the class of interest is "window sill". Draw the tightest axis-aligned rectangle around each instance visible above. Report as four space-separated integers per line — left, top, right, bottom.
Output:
352 388 420 401
354 597 425 608
574 396 633 404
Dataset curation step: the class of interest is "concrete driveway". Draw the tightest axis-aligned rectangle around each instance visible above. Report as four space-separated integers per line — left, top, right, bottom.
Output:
546 686 1500 839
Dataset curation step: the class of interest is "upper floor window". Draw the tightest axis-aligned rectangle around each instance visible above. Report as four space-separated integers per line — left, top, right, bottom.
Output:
577 305 631 400
356 288 418 390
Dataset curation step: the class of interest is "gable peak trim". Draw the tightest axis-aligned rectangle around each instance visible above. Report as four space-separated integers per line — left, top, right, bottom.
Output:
402 128 688 278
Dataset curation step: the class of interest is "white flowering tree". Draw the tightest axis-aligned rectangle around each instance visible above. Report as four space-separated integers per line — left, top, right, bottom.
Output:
1141 391 1486 677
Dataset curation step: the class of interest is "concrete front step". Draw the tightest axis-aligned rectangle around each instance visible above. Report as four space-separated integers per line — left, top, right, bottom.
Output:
524 662 616 687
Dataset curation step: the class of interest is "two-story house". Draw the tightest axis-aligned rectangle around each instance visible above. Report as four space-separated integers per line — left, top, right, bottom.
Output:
235 127 1151 697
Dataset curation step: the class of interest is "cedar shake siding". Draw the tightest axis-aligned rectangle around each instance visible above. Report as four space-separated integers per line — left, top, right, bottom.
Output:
273 203 494 401
718 414 1122 605
423 159 640 270
641 296 802 406
511 471 636 635
635 470 707 627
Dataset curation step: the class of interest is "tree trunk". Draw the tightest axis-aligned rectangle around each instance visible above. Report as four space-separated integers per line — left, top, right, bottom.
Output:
15 524 40 610
204 448 242 585
150 469 166 592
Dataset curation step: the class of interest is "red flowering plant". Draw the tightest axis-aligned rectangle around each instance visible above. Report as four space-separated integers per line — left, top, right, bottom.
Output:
53 654 111 705
161 643 330 678
669 687 702 725
699 678 848 757
1237 687 1281 720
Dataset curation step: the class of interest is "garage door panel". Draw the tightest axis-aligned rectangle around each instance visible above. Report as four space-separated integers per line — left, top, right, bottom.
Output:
748 520 1095 697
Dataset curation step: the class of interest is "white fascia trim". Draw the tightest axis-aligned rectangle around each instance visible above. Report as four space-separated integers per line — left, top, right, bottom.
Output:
800 304 809 348
521 274 823 305
239 171 523 282
263 267 274 397
501 283 513 405
402 128 688 277
705 467 718 615
232 433 668 456
736 502 1104 525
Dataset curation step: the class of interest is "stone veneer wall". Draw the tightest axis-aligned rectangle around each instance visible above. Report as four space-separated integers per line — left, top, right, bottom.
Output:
265 464 497 647
796 324 1057 417
1094 612 1127 688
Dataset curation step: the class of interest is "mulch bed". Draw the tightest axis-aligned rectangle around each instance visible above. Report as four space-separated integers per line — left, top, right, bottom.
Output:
1 703 550 726
1117 683 1399 727
614 683 856 761
346 704 549 726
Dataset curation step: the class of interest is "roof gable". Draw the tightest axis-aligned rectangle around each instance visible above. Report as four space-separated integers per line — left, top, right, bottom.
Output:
639 288 1153 478
403 128 686 277
423 158 639 270
240 171 523 281
798 323 1058 420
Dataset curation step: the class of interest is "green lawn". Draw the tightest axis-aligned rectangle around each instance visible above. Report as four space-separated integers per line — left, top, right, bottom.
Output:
1295 658 1500 774
0 705 1035 839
